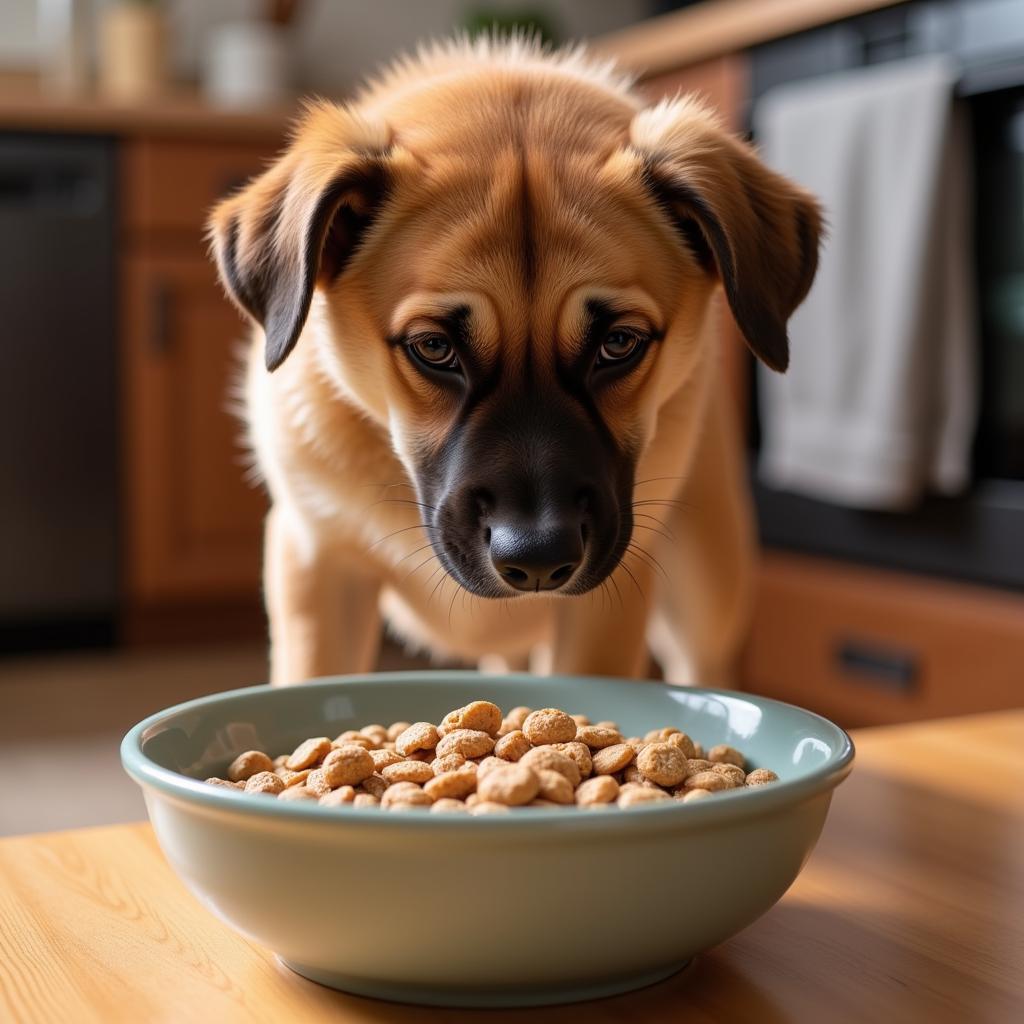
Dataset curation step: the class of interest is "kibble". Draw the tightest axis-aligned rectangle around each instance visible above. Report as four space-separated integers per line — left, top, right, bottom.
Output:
711 763 746 787
319 786 355 806
708 744 746 769
321 744 375 787
681 770 731 793
636 743 688 787
370 748 404 772
278 785 317 802
243 771 284 796
286 737 332 771
477 764 540 806
519 746 581 787
575 725 622 749
382 760 434 785
430 751 467 774
618 786 670 808
440 701 503 738
227 750 274 782
745 768 779 786
592 743 635 776
435 728 495 760
494 729 531 762
424 767 477 800
575 775 620 806
522 708 577 745
550 740 593 780
395 722 439 757
202 703 777 813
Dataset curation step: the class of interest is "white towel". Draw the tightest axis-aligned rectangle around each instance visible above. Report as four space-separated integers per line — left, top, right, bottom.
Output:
754 55 977 510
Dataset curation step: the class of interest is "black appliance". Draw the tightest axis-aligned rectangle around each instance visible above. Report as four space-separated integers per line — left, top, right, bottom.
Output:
748 0 1024 591
0 134 118 650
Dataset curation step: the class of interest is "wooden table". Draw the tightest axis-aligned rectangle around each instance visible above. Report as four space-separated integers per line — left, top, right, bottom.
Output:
2 712 1021 1023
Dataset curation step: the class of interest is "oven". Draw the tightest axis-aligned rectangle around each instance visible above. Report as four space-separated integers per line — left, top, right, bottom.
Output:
747 0 1024 591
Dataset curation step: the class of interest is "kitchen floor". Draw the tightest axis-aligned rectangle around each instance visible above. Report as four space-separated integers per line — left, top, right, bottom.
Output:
0 640 430 837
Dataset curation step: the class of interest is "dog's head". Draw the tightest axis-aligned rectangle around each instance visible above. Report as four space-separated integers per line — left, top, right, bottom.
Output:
210 79 820 599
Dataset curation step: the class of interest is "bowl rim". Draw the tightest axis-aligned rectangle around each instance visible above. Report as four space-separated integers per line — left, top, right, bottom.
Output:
121 671 855 834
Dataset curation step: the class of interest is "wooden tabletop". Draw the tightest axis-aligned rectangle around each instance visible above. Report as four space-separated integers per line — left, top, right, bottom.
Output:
2 711 1021 1023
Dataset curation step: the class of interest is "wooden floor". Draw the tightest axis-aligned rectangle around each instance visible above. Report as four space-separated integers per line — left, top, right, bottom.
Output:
0 640 429 837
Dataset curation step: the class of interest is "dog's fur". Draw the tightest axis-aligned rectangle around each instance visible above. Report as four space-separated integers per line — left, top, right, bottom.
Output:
209 37 821 686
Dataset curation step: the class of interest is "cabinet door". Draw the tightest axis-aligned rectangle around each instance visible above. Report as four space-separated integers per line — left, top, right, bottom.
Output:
123 251 266 602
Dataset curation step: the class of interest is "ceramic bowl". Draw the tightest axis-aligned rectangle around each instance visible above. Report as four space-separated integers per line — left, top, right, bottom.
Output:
121 671 853 1008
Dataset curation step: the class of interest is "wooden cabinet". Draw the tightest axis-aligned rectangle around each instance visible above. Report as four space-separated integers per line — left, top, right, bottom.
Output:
120 138 278 614
743 552 1024 727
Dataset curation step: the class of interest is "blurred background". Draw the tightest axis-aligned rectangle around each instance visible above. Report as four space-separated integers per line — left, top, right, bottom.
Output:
1 0 1021 835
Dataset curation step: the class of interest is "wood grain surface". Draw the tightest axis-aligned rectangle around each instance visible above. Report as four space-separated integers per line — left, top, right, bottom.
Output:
591 0 906 77
0 76 291 140
1 712 1021 1023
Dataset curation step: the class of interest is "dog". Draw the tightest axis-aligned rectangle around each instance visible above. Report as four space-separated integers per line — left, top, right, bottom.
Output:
208 37 821 687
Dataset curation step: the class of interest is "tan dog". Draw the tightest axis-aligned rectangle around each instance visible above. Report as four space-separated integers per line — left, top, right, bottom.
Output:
209 38 821 687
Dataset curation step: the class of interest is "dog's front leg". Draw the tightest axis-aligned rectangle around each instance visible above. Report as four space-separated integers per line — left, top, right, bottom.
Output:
264 506 382 686
549 562 654 679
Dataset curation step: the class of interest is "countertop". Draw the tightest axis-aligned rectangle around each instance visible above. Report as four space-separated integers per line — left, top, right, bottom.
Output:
591 0 907 77
0 76 291 141
1 710 1021 1022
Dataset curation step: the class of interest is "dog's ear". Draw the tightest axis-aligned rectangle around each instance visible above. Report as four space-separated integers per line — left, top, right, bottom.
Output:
630 97 823 372
208 102 391 371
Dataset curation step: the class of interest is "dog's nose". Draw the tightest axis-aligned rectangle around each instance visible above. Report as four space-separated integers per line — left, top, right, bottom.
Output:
489 522 582 592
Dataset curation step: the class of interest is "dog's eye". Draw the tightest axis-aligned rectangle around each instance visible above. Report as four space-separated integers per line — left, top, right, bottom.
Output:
408 333 459 371
597 328 647 367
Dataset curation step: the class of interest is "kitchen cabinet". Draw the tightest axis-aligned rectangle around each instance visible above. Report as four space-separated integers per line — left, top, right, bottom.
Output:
745 552 1024 727
122 250 265 603
119 138 279 623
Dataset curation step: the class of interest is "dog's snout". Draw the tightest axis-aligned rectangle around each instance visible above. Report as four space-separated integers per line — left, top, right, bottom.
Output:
489 522 583 592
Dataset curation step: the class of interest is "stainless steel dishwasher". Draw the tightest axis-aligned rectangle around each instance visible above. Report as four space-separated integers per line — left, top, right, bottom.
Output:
0 134 118 651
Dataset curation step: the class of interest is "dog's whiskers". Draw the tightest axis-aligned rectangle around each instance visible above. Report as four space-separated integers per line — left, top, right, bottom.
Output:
367 522 437 551
631 522 675 544
625 542 670 583
401 552 441 585
392 541 438 570
631 499 693 512
447 584 461 631
366 497 439 516
632 510 674 532
428 568 450 610
616 560 648 610
632 475 687 488
607 571 625 614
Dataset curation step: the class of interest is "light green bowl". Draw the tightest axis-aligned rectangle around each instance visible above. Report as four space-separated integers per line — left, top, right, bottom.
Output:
121 671 853 1008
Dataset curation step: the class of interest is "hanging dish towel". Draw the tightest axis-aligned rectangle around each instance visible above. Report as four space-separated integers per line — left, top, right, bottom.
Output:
755 54 977 510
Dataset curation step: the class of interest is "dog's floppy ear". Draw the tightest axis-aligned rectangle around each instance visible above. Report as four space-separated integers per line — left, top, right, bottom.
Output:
208 102 391 371
631 97 822 372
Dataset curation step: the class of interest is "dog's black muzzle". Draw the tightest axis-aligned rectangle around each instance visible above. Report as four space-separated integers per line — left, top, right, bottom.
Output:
418 391 634 597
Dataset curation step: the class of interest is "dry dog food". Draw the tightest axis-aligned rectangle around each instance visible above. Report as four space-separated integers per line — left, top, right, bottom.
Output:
204 701 779 813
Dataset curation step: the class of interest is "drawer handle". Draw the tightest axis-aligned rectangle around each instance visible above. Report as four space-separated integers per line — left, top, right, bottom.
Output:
150 279 173 355
835 639 918 692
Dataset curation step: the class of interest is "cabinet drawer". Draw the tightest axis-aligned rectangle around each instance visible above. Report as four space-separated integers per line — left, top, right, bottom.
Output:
121 138 279 235
742 552 1024 728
